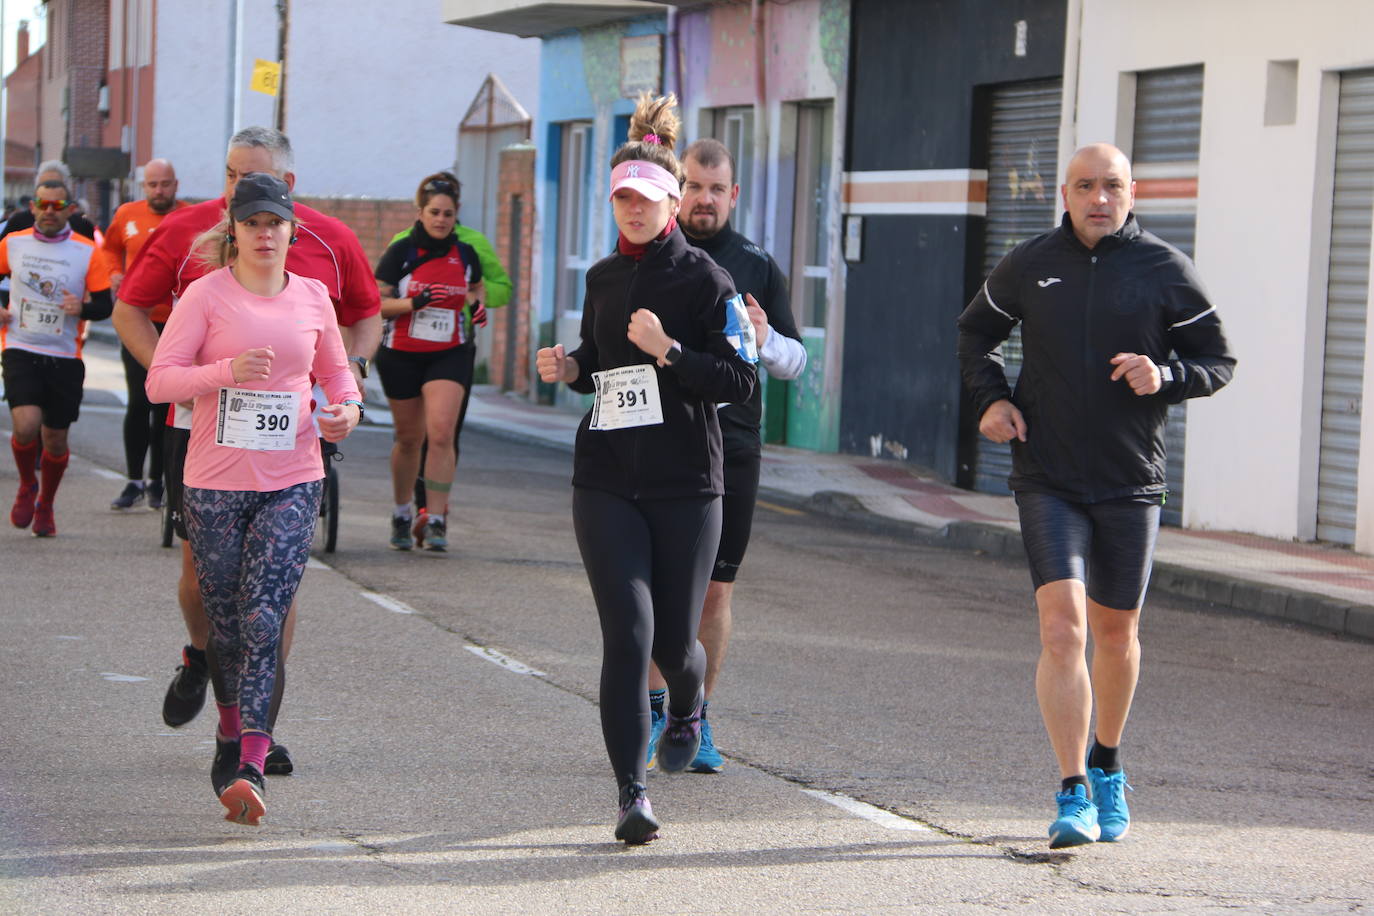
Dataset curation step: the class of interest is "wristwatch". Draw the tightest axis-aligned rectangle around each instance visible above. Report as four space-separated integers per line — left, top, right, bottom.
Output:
343 399 366 420
663 341 684 366
350 356 369 378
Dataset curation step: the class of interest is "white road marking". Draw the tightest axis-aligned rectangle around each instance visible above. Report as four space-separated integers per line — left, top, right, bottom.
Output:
464 645 547 677
100 672 149 683
306 557 331 570
89 467 124 480
801 789 934 832
361 591 415 615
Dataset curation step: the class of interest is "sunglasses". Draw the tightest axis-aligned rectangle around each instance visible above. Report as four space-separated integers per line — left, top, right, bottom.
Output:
424 180 457 196
34 199 70 211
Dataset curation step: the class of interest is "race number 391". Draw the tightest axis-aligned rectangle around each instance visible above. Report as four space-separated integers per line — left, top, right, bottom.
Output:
589 364 664 431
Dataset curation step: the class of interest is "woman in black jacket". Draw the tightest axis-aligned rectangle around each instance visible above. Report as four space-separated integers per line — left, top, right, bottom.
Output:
537 93 756 845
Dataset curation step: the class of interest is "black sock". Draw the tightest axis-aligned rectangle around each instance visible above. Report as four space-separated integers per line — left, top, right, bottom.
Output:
648 689 665 713
185 645 207 669
1088 739 1121 773
1061 775 1089 793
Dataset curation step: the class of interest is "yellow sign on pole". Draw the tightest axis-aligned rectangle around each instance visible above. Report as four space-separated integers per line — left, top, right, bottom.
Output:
250 59 282 97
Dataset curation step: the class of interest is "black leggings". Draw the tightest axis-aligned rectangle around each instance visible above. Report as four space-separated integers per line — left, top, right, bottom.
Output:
120 340 166 481
572 488 721 785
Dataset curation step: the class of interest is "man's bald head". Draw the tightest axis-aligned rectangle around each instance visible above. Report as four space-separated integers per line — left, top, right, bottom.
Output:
142 158 178 214
1061 143 1135 249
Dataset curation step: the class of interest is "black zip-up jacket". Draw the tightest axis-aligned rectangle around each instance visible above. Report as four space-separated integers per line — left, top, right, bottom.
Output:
567 226 756 500
957 213 1236 503
684 221 799 457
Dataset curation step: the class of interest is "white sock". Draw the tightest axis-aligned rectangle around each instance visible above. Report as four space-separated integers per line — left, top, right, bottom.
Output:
394 503 411 519
429 513 444 525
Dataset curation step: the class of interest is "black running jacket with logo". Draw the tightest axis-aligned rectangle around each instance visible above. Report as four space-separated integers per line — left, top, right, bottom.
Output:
957 213 1237 503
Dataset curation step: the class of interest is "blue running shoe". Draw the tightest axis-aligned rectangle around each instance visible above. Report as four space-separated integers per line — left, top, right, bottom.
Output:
690 714 724 773
646 706 666 769
656 690 703 773
1088 767 1132 841
1048 783 1100 848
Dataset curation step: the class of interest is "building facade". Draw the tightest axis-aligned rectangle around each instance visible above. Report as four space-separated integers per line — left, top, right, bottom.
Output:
449 0 849 450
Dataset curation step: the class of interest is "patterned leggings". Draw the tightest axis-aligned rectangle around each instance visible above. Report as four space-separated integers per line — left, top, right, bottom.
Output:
184 481 322 734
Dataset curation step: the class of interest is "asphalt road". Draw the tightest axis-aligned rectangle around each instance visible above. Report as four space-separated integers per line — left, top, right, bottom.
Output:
1 336 1371 914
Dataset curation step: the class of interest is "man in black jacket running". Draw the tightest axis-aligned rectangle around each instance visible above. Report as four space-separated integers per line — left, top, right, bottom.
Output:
957 143 1235 849
644 139 807 773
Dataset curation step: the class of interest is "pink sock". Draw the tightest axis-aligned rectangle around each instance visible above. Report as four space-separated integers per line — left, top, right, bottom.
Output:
240 732 271 773
216 703 241 740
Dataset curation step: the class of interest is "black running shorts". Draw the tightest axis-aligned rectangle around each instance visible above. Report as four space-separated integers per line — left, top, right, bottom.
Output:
711 451 762 583
1015 489 1162 611
1 348 85 429
375 343 475 401
163 425 191 540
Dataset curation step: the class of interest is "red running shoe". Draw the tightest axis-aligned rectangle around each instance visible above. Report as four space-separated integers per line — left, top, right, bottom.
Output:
10 482 38 528
31 501 55 537
411 508 428 549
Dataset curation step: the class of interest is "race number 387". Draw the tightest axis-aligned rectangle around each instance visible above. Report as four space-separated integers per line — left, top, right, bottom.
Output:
18 298 64 336
589 364 664 431
215 387 302 450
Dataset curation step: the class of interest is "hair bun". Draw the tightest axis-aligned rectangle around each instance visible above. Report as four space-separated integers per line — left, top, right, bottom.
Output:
628 92 680 150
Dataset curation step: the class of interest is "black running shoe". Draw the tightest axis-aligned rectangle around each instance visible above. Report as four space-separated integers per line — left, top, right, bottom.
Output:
614 781 659 844
656 689 704 773
111 480 146 510
220 765 267 826
147 479 165 510
212 735 241 797
162 646 209 727
264 742 294 775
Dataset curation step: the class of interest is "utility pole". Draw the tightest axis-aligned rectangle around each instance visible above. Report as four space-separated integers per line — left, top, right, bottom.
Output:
274 0 288 131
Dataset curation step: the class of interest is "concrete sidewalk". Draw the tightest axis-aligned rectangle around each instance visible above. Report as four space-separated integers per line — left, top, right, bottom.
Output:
458 384 1374 642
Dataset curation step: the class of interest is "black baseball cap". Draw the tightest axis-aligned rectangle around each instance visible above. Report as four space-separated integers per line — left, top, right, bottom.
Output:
231 172 294 221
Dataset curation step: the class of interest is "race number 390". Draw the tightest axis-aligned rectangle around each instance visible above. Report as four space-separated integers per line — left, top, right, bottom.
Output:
216 387 301 450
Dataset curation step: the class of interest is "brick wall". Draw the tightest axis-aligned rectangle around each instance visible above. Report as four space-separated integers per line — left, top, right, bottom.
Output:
490 146 536 396
294 196 415 269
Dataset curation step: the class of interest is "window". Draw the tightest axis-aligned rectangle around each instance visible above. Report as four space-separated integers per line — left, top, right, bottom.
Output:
790 101 834 330
705 106 756 237
556 122 595 315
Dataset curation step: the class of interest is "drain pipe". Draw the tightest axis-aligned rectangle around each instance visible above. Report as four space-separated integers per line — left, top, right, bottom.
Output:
751 0 769 245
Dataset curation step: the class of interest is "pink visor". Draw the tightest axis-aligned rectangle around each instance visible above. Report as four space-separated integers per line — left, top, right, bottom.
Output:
608 159 681 203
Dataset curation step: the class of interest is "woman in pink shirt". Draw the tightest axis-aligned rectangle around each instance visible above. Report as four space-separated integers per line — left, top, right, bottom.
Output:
146 173 362 826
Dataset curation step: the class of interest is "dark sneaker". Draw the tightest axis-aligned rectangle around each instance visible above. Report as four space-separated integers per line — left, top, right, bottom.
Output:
264 743 294 776
614 781 659 844
31 502 55 537
212 735 241 797
162 646 209 727
147 479 165 510
1048 783 1100 849
220 766 267 826
690 714 724 773
111 481 146 510
390 513 413 550
645 705 667 769
423 515 447 552
656 689 704 773
10 481 38 528
412 508 428 549
1088 766 1132 841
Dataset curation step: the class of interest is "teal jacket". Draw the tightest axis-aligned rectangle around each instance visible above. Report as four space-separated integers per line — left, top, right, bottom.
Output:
387 223 511 341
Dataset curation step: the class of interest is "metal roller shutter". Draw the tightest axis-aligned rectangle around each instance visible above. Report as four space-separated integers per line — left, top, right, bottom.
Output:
1316 70 1374 545
972 78 1062 495
1133 64 1203 527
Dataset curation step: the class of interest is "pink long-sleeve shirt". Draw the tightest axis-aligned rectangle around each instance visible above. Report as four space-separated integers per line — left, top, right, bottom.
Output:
146 266 361 492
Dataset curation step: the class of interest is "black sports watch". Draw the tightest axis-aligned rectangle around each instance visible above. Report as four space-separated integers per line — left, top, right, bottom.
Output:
350 356 369 378
663 341 684 366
